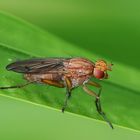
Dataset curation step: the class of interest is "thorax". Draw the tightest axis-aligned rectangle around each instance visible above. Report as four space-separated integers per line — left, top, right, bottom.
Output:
63 58 94 87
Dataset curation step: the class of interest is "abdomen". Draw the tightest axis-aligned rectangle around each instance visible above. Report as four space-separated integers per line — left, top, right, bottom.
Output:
24 73 62 83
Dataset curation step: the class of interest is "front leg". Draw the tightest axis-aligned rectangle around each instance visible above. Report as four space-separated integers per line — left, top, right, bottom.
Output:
83 81 113 129
87 81 102 97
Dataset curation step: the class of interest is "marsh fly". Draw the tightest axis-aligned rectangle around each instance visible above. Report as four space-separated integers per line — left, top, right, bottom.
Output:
0 57 113 128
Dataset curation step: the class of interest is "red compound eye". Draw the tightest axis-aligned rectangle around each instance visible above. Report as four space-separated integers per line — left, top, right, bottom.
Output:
93 68 105 79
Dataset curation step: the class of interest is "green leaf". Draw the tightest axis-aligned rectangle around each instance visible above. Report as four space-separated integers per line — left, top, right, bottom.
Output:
0 94 140 140
0 11 140 139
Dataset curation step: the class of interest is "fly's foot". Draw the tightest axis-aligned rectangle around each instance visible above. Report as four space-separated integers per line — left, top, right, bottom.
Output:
61 107 65 113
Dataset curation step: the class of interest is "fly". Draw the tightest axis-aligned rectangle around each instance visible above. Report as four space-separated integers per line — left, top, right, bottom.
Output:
0 57 113 129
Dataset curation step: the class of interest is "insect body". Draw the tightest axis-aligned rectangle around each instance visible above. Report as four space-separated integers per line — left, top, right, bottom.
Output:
0 57 113 128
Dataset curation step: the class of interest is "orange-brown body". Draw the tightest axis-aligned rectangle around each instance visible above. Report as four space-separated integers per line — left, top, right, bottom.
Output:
24 58 95 88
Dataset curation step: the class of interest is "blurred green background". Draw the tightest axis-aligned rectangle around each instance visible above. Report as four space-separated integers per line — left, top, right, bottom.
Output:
0 0 140 68
0 0 140 139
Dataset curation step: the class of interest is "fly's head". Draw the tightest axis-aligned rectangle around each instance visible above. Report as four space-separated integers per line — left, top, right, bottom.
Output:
93 60 113 80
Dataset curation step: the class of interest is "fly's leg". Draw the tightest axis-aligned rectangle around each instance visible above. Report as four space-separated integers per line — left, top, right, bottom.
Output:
87 81 102 112
83 81 113 129
42 79 65 88
62 77 72 113
0 81 33 90
42 78 71 112
95 100 113 129
61 89 71 113
83 85 99 98
95 90 114 129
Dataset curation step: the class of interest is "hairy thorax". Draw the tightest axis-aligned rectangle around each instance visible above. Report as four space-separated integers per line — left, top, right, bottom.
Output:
63 58 94 87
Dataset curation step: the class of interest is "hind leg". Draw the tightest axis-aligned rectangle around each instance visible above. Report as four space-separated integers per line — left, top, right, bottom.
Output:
42 79 65 88
0 82 33 90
